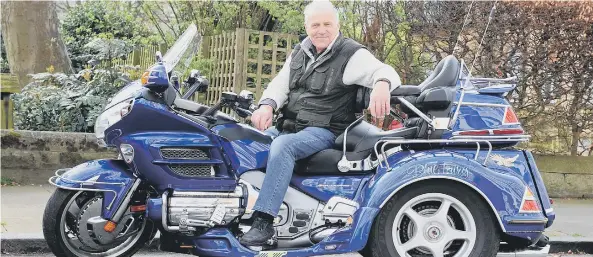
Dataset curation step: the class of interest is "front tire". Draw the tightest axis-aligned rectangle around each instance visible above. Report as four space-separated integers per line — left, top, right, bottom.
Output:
43 189 154 257
367 181 499 257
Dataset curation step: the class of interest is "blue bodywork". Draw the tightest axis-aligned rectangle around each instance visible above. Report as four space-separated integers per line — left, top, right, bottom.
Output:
51 159 137 219
50 60 555 256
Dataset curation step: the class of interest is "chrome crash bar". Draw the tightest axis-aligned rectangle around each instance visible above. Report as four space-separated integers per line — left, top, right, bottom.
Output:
373 138 495 170
48 169 126 210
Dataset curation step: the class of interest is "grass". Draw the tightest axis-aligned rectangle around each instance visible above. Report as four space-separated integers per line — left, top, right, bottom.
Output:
0 177 19 186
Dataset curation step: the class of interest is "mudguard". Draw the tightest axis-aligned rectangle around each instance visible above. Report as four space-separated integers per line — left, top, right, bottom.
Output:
49 159 137 220
337 149 549 250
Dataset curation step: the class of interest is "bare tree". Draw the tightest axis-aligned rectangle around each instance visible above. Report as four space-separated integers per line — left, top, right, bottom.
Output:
1 1 72 86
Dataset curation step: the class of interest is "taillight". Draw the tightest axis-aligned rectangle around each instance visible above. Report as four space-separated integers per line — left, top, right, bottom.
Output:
519 187 541 213
492 128 524 135
503 106 519 124
458 129 524 136
459 130 490 136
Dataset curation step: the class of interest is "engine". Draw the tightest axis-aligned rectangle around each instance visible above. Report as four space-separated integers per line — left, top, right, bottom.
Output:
162 185 246 232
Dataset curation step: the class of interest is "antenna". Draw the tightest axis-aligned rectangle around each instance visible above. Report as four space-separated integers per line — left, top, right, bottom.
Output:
469 0 499 74
452 1 475 56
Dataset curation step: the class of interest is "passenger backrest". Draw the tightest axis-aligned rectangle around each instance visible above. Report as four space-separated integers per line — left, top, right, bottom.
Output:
419 55 460 92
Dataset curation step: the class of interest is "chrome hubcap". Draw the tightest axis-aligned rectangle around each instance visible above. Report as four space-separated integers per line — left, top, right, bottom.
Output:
392 193 477 257
426 223 443 241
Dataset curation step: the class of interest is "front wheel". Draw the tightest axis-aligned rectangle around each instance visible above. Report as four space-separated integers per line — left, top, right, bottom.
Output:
367 181 499 257
43 189 154 257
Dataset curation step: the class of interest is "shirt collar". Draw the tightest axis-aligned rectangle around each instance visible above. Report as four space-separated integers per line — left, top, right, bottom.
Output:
300 33 341 59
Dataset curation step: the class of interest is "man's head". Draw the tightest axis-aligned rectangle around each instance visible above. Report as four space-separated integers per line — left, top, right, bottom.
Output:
304 1 340 53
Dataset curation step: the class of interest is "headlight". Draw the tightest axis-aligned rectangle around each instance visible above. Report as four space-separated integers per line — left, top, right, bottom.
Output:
95 99 134 143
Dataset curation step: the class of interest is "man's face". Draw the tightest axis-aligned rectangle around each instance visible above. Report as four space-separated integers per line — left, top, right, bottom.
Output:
305 11 339 53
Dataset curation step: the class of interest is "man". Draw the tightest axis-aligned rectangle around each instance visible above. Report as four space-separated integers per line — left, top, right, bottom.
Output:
239 0 401 248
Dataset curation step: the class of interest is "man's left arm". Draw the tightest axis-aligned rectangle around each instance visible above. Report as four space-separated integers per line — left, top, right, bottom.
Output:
343 48 402 118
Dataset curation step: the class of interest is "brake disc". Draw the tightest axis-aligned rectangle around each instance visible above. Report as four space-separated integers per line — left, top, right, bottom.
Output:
76 197 111 252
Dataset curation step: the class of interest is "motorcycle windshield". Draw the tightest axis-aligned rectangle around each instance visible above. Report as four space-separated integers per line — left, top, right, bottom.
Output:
162 23 201 75
105 81 143 109
104 23 201 109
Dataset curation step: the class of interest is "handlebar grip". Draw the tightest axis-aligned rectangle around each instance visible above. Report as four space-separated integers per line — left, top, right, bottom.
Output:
203 102 222 117
235 107 252 118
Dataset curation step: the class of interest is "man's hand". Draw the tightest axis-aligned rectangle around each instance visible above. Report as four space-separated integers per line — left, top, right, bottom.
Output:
369 81 391 118
251 105 274 131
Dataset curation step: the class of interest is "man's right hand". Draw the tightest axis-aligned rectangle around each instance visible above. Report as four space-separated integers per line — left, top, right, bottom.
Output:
251 105 274 131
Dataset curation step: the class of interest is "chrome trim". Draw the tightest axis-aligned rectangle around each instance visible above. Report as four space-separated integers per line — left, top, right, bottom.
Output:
161 191 170 231
397 97 433 125
469 76 517 83
377 176 506 232
171 189 243 198
338 116 366 172
451 135 530 141
48 169 123 210
374 138 493 169
111 179 141 222
161 191 196 232
453 102 510 108
507 218 548 224
49 176 119 210
449 86 466 129
52 169 126 186
497 244 549 257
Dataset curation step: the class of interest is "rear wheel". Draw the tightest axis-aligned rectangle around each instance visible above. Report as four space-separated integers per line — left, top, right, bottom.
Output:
43 189 154 257
367 181 499 257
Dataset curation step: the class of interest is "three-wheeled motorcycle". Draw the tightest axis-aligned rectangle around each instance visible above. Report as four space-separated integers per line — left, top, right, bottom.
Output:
43 25 555 257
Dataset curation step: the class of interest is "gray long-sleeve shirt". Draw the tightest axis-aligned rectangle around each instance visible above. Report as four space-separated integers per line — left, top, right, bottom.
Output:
258 35 402 110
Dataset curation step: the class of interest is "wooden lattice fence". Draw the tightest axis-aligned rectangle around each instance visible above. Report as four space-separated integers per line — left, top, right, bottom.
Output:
202 28 300 106
102 44 168 72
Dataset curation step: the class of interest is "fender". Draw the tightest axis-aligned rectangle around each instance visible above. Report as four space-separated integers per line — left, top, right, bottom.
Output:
49 159 137 220
332 150 548 250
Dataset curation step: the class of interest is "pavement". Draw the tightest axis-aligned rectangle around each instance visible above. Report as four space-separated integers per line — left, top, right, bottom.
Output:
1 185 592 255
4 253 593 257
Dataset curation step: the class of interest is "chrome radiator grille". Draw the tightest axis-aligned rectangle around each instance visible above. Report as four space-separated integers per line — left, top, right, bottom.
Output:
169 164 214 177
161 148 209 160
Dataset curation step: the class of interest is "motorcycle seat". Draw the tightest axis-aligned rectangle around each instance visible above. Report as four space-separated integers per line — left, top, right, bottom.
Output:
295 121 418 175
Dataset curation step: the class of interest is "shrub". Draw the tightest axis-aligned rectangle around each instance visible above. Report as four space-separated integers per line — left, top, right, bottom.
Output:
12 69 131 132
61 1 158 71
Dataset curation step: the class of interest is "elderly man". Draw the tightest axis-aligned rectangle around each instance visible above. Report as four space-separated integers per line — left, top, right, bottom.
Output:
239 1 401 248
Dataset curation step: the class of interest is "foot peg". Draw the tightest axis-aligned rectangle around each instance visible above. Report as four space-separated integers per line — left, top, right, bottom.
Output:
246 235 278 251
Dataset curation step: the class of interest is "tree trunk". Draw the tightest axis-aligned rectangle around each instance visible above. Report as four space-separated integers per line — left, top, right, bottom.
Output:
570 126 582 156
1 1 72 87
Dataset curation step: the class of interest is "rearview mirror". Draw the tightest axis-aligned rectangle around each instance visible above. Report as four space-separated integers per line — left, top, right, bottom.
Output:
143 63 170 93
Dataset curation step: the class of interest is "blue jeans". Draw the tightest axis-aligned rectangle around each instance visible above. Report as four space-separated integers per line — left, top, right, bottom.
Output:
252 126 336 217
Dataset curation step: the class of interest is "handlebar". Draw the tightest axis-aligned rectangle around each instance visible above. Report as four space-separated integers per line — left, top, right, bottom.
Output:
200 91 255 119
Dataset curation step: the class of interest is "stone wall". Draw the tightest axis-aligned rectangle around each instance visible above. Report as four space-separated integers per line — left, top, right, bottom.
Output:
1 130 116 184
534 155 593 198
1 130 592 198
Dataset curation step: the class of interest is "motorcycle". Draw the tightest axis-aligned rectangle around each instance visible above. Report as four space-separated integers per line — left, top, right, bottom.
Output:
42 26 555 257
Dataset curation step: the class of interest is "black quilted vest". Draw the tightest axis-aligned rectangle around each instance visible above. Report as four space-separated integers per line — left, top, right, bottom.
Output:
277 35 365 136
